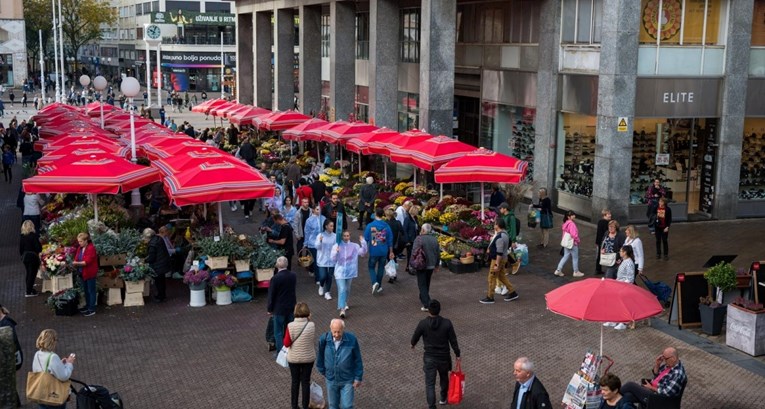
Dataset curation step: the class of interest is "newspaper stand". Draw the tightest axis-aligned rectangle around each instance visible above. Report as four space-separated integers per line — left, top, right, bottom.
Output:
562 350 613 409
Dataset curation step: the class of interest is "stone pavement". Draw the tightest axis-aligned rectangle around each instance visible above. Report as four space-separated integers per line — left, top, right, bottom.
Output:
1 106 764 408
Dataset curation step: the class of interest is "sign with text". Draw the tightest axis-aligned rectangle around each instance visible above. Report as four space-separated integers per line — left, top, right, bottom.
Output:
656 153 670 166
635 78 720 118
152 11 235 26
617 117 628 132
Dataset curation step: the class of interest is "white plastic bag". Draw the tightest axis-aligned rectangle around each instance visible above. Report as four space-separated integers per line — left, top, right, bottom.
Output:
385 259 398 278
275 346 289 368
309 381 325 408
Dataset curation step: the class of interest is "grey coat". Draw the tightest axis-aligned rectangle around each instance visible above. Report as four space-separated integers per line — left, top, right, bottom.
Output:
412 234 440 270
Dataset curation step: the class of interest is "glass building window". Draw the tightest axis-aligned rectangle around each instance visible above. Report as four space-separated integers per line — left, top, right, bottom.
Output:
398 92 419 131
400 8 421 63
638 0 727 45
481 8 504 43
561 0 603 44
321 14 330 58
457 1 539 44
165 1 201 12
356 12 370 60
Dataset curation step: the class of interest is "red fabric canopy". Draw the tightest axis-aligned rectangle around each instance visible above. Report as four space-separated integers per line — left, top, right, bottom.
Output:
365 131 408 156
163 161 274 206
256 110 312 131
434 148 528 184
210 101 240 117
282 118 329 141
545 278 663 323
23 155 160 194
320 122 378 145
152 149 230 175
38 146 133 166
303 121 347 143
345 128 400 155
229 106 272 126
389 135 475 171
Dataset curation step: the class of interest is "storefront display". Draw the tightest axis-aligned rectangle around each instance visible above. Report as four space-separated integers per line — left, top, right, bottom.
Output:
740 119 765 201
480 103 535 182
559 114 595 198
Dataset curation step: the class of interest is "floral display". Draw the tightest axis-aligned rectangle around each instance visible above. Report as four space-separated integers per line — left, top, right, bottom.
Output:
210 272 238 290
183 267 210 286
45 287 80 310
120 256 156 282
40 244 76 276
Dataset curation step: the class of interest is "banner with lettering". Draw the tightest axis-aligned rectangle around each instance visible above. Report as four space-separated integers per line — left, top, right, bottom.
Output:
152 11 235 26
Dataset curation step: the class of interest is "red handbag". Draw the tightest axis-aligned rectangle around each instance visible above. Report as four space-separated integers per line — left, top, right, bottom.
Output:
447 359 465 404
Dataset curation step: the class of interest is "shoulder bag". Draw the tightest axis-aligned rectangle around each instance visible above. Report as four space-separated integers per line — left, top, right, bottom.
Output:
276 321 309 368
560 232 574 250
26 353 70 405
599 240 617 267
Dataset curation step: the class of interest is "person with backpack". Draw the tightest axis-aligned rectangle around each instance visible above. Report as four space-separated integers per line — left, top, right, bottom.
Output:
480 218 519 304
1 304 23 406
410 224 440 312
364 208 395 295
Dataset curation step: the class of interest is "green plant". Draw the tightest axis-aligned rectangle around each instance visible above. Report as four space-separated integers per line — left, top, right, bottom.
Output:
45 287 80 310
249 233 285 269
47 216 90 245
196 235 247 258
92 228 141 256
704 262 737 293
120 256 156 282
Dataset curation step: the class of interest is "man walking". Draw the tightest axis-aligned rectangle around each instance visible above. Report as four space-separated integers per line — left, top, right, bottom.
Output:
510 357 553 409
411 299 461 409
267 257 297 354
358 176 377 229
364 208 394 295
317 319 364 409
480 219 519 304
267 214 295 271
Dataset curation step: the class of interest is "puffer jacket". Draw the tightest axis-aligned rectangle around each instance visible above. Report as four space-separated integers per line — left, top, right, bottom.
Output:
285 317 316 364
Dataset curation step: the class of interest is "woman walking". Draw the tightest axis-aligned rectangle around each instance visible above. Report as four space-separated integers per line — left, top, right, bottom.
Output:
331 230 368 318
19 220 42 297
72 232 98 316
600 220 625 280
284 302 316 409
31 329 75 409
532 188 553 248
0 304 23 406
624 225 644 276
554 211 584 278
315 219 336 301
303 204 325 280
653 197 672 260
410 224 440 311
594 209 612 275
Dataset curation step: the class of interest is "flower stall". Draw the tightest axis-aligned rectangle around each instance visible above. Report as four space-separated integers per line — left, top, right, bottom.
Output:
120 256 156 307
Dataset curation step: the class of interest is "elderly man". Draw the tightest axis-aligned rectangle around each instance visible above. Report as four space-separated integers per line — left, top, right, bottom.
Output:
395 200 413 226
317 319 364 409
621 347 687 408
267 257 297 354
510 357 552 409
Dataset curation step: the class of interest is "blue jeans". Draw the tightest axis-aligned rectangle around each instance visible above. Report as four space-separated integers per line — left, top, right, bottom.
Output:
336 278 352 310
557 245 580 273
368 256 386 286
84 278 97 312
317 266 334 293
326 380 355 409
272 313 294 352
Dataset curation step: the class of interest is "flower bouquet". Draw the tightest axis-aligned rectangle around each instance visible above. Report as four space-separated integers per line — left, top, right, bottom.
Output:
120 257 156 283
210 272 238 291
183 268 210 291
46 287 80 316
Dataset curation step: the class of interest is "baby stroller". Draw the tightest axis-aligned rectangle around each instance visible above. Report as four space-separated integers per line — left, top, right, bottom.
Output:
639 274 673 308
70 378 124 409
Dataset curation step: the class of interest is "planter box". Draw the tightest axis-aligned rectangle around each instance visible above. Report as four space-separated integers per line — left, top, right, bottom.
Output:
726 304 765 356
99 254 127 267
97 276 124 289
206 256 229 270
123 292 144 307
51 274 73 293
125 280 145 294
41 278 53 293
54 298 79 316
234 260 251 272
699 303 726 335
256 268 274 282
447 260 479 274
105 288 123 306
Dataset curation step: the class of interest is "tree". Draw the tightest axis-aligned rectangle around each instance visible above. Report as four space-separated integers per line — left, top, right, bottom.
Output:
23 0 53 72
60 0 116 72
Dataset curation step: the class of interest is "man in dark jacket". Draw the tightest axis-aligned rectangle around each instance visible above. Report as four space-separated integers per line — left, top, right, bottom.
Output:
310 178 327 206
145 228 171 302
238 137 256 167
358 176 377 229
267 256 296 353
411 299 460 409
510 357 552 409
411 224 441 310
595 209 611 275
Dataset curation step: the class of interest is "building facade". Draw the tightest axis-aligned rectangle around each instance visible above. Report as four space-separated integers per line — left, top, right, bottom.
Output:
234 0 765 223
94 0 236 94
0 0 28 88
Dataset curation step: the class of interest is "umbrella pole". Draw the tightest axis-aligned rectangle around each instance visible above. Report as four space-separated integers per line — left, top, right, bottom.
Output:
358 153 361 180
218 202 224 236
92 194 99 222
384 157 388 183
600 325 604 357
413 167 417 189
440 183 443 200
481 183 485 220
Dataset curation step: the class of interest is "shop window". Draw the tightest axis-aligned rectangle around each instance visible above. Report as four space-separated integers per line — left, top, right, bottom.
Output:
638 0 727 46
0 54 14 87
510 0 540 44
165 1 200 12
481 8 504 44
205 3 231 13
355 85 369 122
740 120 765 200
480 103 535 182
752 0 765 46
398 91 419 131
561 0 603 44
356 12 370 60
558 114 596 197
400 8 421 63
321 14 330 58
458 1 539 44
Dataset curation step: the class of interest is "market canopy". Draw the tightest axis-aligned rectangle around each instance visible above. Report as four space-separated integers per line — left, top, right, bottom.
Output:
345 128 400 155
434 147 528 184
256 110 313 131
190 98 225 113
84 102 121 117
151 149 229 175
302 121 347 143
38 146 134 165
229 106 272 126
163 160 274 207
320 121 378 145
282 118 329 141
390 135 475 171
210 101 241 117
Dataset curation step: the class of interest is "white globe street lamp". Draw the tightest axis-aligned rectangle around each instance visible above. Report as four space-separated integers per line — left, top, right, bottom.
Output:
93 76 108 129
120 76 142 207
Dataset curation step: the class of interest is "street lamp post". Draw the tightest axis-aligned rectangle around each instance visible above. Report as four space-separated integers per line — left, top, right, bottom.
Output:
120 77 142 208
93 76 108 129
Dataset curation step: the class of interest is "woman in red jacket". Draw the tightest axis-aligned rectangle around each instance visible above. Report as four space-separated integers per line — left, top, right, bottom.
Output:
72 232 98 317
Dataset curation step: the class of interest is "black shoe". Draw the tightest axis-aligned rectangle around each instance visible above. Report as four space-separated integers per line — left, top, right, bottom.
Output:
663 255 669 261
82 310 95 317
25 290 39 297
268 342 276 352
479 297 495 304
504 292 520 301
656 254 662 259
388 278 395 284
78 307 88 313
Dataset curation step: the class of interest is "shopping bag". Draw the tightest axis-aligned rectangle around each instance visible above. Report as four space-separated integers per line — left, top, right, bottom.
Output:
384 260 398 278
447 360 465 404
26 354 70 405
276 346 289 368
309 381 326 409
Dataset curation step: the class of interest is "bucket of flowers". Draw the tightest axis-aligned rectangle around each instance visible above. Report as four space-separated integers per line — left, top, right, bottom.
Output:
120 256 156 294
210 272 237 306
184 267 210 291
46 287 81 316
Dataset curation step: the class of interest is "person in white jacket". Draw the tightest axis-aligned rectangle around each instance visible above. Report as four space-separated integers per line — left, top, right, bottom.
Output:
314 219 336 301
331 231 368 318
624 225 644 276
31 329 75 408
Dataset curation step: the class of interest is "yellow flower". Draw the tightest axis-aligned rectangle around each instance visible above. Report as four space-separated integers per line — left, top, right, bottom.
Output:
394 182 412 193
319 174 331 183
439 212 457 225
394 196 408 206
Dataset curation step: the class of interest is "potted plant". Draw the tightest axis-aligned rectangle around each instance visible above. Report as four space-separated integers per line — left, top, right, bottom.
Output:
249 233 284 282
183 267 210 308
120 257 155 306
704 261 737 303
210 272 237 306
46 288 81 316
92 228 140 267
726 296 765 356
699 296 726 336
196 235 247 269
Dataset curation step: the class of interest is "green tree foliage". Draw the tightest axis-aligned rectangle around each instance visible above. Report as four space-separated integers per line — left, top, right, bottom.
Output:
23 0 53 63
60 0 116 69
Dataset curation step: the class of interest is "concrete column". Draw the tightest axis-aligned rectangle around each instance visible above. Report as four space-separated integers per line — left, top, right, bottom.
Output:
236 13 254 105
591 0 640 223
714 0 754 220
369 0 399 129
254 11 273 109
330 0 355 121
419 0 456 137
299 5 322 115
275 8 295 111
533 0 562 195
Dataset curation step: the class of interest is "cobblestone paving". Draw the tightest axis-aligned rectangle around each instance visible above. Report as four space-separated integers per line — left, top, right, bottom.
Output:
2 106 764 408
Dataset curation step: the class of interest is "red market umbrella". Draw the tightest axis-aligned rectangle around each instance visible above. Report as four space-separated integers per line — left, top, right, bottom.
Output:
84 102 121 117
545 278 664 354
345 128 398 154
303 121 347 143
36 112 90 128
229 106 272 126
390 135 475 171
40 135 124 151
366 130 407 156
31 103 79 122
321 121 378 145
282 118 329 141
257 110 313 131
39 146 134 165
209 101 238 117
143 139 210 160
190 98 224 113
222 104 252 119
152 149 229 175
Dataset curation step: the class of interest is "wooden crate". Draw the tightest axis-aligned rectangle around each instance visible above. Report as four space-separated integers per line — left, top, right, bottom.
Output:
234 260 250 272
207 256 229 270
97 276 124 289
143 280 151 297
105 288 123 306
51 274 73 293
99 254 127 267
41 278 53 293
123 292 144 307
256 268 274 282
125 280 145 294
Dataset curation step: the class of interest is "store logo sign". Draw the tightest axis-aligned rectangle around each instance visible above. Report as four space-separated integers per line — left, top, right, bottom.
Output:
662 92 694 104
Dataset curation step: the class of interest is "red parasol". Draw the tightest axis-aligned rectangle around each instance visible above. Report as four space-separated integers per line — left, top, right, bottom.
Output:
282 118 329 141
39 135 124 151
303 121 347 143
390 135 475 171
31 103 79 122
256 110 313 131
222 104 252 119
346 128 398 155
39 145 135 165
209 101 238 117
152 149 230 175
190 98 224 113
545 278 664 354
434 147 528 184
320 121 378 145
35 111 90 127
142 139 211 160
23 155 161 194
229 106 272 126
83 102 121 117
366 130 408 155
